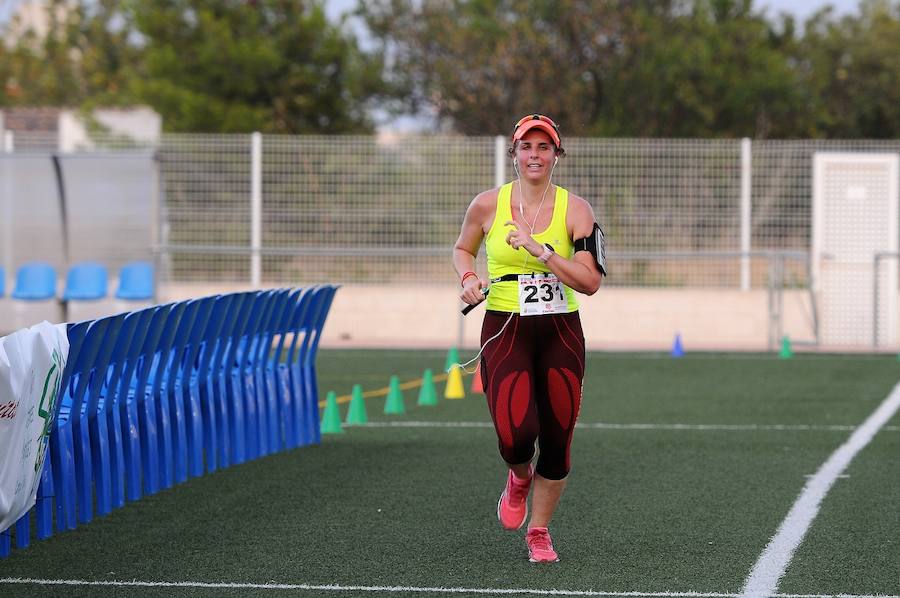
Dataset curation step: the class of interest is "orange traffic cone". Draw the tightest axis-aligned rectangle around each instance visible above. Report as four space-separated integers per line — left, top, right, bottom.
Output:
471 363 484 393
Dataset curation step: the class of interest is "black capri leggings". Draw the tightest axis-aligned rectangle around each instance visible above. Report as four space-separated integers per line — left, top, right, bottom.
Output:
480 310 585 480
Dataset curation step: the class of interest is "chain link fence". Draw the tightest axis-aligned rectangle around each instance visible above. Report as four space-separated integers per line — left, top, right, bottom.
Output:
4 132 899 291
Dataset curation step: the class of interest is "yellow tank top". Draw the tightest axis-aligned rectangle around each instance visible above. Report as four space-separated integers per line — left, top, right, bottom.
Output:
485 182 579 313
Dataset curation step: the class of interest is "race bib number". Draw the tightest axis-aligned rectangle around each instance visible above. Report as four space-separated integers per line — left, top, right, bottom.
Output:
518 274 567 316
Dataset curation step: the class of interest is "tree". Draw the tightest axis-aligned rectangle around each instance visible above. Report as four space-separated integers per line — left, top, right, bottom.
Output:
1 0 386 134
127 0 385 133
0 0 83 106
797 0 900 138
358 0 632 136
359 0 898 138
602 0 807 138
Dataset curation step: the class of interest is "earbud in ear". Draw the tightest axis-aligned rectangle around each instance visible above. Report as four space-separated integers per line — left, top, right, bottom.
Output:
554 156 559 165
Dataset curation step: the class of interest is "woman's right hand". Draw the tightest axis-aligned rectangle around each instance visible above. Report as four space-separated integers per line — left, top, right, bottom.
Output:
460 277 488 305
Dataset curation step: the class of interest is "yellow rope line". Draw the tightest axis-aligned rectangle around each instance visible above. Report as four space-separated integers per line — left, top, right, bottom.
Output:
319 371 457 407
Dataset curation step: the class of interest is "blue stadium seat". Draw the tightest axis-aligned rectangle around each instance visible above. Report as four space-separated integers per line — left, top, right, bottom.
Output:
63 262 108 301
12 262 57 300
116 261 154 300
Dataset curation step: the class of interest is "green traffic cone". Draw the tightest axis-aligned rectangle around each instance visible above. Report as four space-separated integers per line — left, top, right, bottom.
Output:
346 384 368 425
321 391 344 434
444 347 459 372
417 369 438 406
384 375 406 414
779 336 793 359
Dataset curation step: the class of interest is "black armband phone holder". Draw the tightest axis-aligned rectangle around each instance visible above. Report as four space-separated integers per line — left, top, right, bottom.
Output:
573 223 607 276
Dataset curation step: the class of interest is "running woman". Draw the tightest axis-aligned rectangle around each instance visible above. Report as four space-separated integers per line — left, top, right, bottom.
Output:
453 114 605 563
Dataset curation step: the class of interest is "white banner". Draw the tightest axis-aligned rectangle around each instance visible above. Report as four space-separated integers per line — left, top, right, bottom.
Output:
0 321 68 533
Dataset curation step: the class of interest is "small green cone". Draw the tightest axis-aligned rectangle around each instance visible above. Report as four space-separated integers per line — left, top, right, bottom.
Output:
384 375 406 414
444 347 460 372
779 336 793 359
320 391 344 434
346 384 368 425
417 369 438 406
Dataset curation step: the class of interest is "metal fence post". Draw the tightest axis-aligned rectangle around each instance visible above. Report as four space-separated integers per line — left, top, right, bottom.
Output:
151 152 162 303
740 137 751 291
2 132 13 281
251 132 262 288
494 135 506 188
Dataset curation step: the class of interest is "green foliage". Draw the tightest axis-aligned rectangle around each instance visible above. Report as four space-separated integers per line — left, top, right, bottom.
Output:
128 0 382 133
360 0 900 138
603 0 806 137
1 0 897 137
1 0 385 133
797 0 900 138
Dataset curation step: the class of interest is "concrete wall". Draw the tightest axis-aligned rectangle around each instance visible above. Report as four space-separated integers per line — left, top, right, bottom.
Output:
155 284 826 353
8 281 896 352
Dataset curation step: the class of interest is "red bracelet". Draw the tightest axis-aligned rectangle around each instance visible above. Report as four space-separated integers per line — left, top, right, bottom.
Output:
460 271 477 287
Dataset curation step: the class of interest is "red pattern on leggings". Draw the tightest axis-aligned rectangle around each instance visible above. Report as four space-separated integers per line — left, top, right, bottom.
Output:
481 311 585 480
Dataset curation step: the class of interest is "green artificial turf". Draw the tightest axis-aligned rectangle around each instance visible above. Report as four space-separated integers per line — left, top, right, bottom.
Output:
1 351 897 598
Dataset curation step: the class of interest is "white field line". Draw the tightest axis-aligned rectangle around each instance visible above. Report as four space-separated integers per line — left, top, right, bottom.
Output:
0 579 897 598
740 382 900 598
352 421 900 433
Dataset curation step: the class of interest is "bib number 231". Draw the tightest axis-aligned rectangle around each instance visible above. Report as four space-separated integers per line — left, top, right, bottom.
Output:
518 274 567 316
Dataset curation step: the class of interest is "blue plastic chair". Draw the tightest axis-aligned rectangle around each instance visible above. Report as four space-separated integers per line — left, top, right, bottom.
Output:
290 286 330 447
49 320 90 531
163 299 203 486
114 306 162 502
78 312 132 519
34 451 55 540
4 461 55 554
0 266 5 296
176 296 216 478
65 317 119 525
234 291 269 462
97 310 145 512
299 285 338 446
63 262 108 301
256 289 292 452
144 301 187 491
218 293 253 466
72 316 125 524
129 304 174 497
12 262 56 300
115 261 154 300
273 288 307 449
193 295 234 474
198 293 243 468
283 288 317 448
249 289 288 457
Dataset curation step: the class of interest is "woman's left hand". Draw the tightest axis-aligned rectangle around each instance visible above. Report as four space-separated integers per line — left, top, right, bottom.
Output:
504 221 541 257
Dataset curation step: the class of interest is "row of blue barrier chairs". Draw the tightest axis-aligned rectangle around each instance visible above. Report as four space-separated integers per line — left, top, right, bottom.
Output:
0 261 154 301
0 284 338 557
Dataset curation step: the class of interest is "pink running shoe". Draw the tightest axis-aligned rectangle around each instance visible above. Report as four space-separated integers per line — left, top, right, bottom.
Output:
496 466 533 530
525 527 559 563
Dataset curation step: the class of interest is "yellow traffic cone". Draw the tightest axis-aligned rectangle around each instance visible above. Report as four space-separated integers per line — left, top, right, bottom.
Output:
445 365 465 400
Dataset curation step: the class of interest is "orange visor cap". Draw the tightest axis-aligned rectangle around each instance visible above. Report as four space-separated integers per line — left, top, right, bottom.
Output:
512 116 562 150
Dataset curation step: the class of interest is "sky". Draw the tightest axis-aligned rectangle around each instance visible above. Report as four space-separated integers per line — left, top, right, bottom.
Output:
758 0 859 20
324 0 862 22
0 0 864 30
